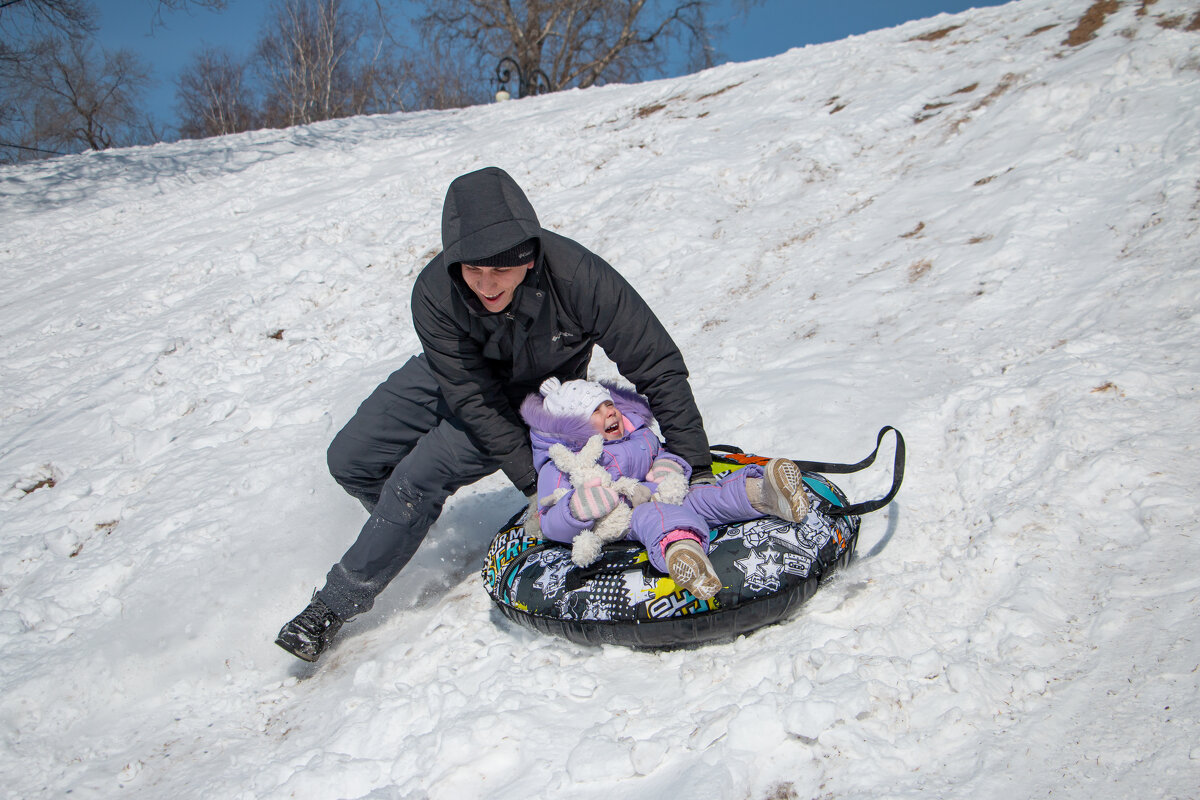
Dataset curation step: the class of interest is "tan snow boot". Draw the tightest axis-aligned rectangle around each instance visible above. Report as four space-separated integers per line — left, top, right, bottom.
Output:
665 539 722 601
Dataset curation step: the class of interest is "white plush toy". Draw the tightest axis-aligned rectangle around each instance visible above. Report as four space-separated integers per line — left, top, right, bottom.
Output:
542 434 646 566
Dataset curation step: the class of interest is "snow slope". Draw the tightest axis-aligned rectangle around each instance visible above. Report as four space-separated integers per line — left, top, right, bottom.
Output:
2 0 1199 797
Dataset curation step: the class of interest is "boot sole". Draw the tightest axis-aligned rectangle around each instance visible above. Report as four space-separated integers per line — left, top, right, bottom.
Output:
766 459 809 521
667 544 722 601
275 635 319 662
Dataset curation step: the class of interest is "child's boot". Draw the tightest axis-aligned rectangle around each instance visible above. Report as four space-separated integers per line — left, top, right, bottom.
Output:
665 538 722 601
751 458 811 522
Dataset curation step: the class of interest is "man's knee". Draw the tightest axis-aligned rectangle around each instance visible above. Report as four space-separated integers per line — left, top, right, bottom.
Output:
327 429 384 506
384 461 458 521
326 428 359 484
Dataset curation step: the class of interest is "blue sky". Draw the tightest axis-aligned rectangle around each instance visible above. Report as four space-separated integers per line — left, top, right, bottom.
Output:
98 0 1011 125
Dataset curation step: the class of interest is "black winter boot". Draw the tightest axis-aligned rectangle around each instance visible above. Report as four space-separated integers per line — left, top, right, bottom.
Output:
275 592 343 662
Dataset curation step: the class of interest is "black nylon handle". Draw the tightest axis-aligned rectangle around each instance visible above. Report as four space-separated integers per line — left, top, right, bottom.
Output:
711 426 906 518
793 426 905 517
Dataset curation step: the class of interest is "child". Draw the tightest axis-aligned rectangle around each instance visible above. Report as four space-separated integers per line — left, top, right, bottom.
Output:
520 378 811 601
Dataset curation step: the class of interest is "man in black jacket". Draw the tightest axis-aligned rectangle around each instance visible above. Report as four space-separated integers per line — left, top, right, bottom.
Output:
276 167 712 662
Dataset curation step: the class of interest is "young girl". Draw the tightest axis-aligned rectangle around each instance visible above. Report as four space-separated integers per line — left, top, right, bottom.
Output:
520 378 811 601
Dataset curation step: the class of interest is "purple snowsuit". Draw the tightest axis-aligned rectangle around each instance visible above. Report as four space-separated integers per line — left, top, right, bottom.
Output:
520 384 764 573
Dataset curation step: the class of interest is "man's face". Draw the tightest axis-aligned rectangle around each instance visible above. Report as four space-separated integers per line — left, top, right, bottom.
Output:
460 262 532 312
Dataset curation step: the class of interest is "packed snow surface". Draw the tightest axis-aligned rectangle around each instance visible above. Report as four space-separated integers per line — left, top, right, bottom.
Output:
2 0 1199 797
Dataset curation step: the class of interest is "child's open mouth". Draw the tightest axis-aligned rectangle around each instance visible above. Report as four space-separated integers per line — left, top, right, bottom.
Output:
605 421 620 434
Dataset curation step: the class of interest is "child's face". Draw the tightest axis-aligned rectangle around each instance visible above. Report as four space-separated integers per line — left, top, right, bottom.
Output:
591 401 625 440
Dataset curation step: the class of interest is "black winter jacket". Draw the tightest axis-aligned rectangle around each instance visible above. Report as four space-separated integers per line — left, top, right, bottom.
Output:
411 167 710 493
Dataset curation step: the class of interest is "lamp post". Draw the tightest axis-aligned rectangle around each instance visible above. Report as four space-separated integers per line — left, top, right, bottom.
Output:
494 55 552 101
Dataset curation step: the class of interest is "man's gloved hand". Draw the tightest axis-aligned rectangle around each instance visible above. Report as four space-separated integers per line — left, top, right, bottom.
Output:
569 480 621 521
689 467 718 487
523 491 542 539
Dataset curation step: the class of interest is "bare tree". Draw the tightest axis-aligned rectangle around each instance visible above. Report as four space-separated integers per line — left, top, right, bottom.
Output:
151 0 227 19
343 23 412 116
1 0 226 161
413 0 719 99
0 0 93 40
406 40 485 109
255 0 409 127
16 34 152 154
0 0 93 107
175 46 258 138
0 0 219 50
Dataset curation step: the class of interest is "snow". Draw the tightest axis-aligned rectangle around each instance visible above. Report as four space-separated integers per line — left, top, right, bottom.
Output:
2 0 1199 797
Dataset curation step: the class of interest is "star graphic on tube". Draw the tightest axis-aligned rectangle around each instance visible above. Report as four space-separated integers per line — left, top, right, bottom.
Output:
734 547 784 592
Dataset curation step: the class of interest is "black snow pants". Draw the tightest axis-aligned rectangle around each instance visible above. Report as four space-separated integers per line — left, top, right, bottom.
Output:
318 354 500 619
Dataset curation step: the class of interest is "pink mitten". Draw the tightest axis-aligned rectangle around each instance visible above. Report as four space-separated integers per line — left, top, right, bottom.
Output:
646 458 685 484
569 480 620 521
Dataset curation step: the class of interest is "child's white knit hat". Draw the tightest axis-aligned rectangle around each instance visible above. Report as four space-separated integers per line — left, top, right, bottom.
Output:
540 377 612 419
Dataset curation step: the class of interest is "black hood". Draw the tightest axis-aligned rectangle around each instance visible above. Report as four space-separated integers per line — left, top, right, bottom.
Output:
441 167 542 269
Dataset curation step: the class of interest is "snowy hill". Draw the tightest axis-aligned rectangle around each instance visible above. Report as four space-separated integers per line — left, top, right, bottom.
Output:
3 0 1199 797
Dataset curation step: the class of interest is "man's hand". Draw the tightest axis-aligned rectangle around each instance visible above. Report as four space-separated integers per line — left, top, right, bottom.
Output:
523 492 542 538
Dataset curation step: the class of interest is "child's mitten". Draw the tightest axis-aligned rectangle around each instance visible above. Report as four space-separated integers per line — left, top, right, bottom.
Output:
646 458 685 484
647 458 689 505
569 480 620 521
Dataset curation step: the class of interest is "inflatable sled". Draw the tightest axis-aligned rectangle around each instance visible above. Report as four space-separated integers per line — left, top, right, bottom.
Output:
481 427 905 648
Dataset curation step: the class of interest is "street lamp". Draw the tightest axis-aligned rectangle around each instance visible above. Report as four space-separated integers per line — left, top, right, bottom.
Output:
494 55 552 101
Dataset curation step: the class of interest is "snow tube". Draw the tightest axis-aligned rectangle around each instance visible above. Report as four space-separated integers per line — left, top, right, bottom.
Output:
480 442 891 648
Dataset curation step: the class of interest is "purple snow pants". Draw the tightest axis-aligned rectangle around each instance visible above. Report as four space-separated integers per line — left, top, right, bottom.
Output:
629 465 764 572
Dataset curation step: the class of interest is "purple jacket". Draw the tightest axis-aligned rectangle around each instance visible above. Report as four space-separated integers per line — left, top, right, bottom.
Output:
520 384 691 544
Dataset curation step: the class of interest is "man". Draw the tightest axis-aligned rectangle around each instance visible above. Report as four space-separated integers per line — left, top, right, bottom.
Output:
276 166 713 662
